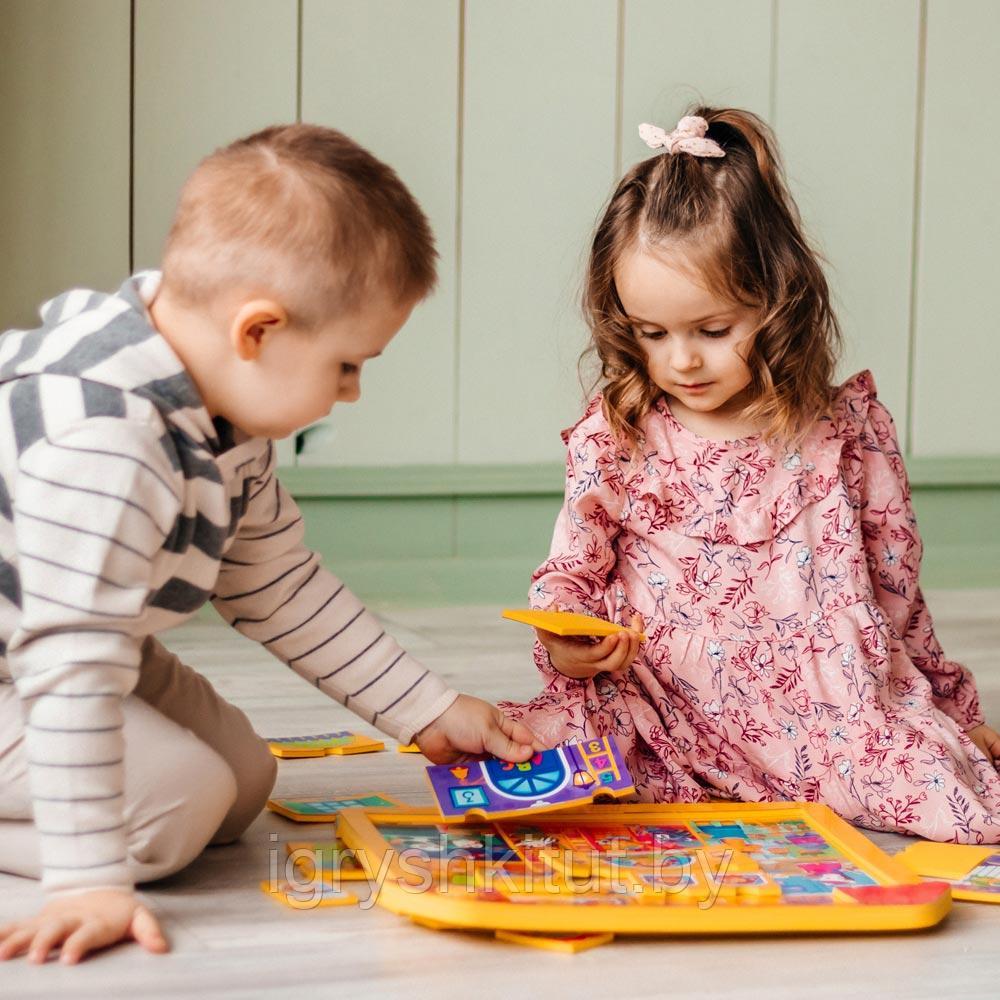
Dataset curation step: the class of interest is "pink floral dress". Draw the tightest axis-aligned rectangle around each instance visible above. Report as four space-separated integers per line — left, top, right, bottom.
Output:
502 371 1000 843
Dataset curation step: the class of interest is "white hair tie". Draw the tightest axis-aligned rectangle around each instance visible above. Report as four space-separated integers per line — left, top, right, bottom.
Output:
638 116 725 158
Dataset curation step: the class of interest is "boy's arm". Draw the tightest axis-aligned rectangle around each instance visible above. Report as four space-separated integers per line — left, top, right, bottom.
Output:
857 397 984 731
212 459 457 744
6 412 180 896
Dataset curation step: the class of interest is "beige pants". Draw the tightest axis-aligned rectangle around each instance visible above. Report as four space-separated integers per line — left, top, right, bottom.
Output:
0 636 277 885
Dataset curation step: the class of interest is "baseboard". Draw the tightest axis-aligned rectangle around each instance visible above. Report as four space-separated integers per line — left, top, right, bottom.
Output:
268 461 1000 605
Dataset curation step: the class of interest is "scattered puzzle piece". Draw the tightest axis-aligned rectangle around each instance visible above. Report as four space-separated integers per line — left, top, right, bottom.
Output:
267 792 407 822
260 879 358 909
502 609 647 642
495 930 614 953
397 743 422 754
895 841 996 881
286 839 369 882
896 841 1000 903
266 731 385 758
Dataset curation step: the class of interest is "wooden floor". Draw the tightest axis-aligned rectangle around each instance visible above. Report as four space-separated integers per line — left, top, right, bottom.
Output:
3 592 1000 998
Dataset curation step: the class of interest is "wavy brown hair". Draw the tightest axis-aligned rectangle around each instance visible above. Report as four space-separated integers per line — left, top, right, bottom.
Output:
583 106 841 449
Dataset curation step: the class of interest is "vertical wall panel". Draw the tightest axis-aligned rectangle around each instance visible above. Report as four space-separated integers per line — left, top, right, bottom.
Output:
298 0 459 466
912 0 1000 455
622 0 772 170
775 0 919 428
133 0 297 465
132 0 298 269
457 0 618 464
0 0 130 329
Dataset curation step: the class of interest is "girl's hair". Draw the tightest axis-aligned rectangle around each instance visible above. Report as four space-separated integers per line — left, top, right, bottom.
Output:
582 106 841 448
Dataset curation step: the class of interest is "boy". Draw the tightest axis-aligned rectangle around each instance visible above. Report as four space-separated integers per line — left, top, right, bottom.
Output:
0 124 541 964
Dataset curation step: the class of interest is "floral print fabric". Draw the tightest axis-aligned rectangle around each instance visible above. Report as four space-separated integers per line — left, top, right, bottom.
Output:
502 371 999 843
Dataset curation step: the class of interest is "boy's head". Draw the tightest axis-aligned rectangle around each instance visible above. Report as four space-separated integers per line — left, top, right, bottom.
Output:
162 123 437 330
153 124 437 439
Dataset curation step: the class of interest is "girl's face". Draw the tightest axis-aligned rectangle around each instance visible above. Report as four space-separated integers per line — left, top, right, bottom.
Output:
614 244 759 420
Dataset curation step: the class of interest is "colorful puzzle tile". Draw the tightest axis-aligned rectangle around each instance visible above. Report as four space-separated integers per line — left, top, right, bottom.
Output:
426 737 635 820
377 823 518 866
286 839 368 881
496 823 565 866
775 875 835 896
260 879 357 909
473 862 563 897
833 882 951 906
266 731 385 758
896 841 1000 903
266 792 407 822
729 873 783 901
396 743 422 753
694 822 748 843
637 824 703 850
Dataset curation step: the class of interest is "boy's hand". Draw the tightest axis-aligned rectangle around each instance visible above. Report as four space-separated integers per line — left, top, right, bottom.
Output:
0 888 168 965
536 614 644 680
968 723 1000 768
415 694 547 764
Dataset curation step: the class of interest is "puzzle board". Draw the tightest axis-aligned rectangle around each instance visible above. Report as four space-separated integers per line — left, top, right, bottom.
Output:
336 801 950 934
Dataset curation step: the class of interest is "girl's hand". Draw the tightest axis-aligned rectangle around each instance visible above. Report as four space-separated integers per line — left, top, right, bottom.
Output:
967 723 1000 767
415 693 547 764
536 614 645 679
0 888 168 965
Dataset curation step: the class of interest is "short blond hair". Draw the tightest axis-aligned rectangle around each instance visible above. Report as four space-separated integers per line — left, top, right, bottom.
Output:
161 124 437 327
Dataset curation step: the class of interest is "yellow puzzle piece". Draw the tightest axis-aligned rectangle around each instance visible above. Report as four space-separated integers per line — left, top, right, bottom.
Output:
502 609 647 642
266 731 385 759
896 841 1000 903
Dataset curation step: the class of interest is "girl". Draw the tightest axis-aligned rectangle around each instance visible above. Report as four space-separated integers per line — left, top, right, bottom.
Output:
503 108 1000 842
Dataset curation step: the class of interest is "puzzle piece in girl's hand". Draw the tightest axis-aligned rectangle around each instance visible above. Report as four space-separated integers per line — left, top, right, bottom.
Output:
267 792 408 822
266 731 385 758
426 736 635 820
502 608 647 642
397 743 423 753
260 879 358 909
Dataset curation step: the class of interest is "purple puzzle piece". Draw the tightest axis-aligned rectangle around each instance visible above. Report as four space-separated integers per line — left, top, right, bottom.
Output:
426 736 635 820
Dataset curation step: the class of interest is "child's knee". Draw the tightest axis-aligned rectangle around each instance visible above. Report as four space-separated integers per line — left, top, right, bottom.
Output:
127 733 238 883
210 735 277 845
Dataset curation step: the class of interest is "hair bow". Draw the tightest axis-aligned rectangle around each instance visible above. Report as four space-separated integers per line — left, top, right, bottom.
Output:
638 116 725 158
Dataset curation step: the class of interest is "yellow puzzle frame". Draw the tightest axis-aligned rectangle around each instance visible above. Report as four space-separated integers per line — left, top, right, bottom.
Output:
336 801 950 935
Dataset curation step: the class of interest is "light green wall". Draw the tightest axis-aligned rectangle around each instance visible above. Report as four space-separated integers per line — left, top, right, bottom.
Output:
0 0 130 330
1 0 998 602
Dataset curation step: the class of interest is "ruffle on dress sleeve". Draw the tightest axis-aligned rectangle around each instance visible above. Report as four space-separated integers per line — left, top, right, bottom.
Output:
529 396 630 617
635 371 876 546
560 392 606 446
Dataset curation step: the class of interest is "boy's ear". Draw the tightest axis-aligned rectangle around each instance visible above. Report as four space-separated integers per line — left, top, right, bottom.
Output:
229 299 288 361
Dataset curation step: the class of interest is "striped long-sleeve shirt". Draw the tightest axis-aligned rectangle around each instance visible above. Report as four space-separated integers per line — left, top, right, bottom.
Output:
0 272 458 895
